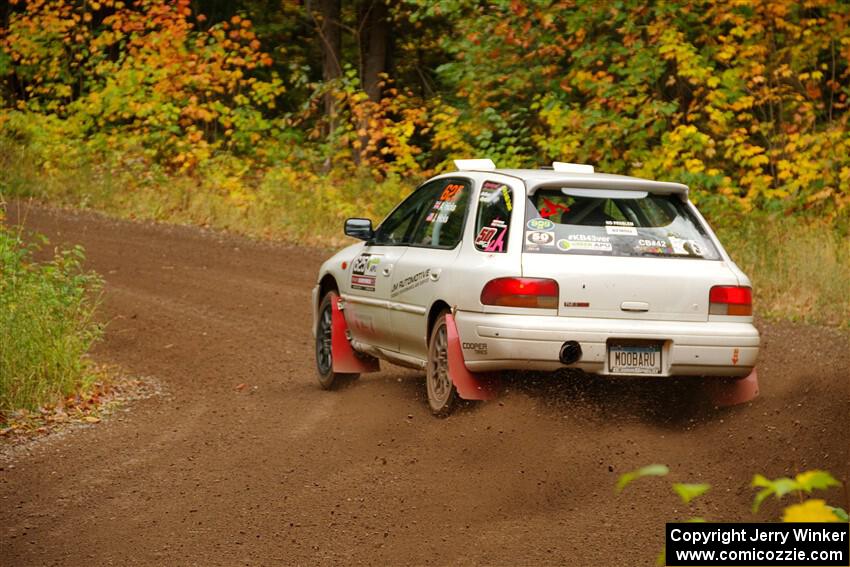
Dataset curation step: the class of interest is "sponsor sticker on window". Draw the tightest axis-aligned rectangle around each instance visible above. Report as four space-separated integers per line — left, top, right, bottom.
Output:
475 181 513 253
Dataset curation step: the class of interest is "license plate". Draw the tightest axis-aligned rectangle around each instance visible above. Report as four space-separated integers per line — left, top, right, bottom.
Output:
608 342 663 375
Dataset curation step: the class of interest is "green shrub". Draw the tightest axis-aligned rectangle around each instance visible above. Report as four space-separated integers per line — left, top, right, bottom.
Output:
0 215 103 418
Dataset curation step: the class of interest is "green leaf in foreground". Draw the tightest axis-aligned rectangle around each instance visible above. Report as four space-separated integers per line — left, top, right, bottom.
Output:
752 475 797 512
752 474 776 512
795 470 841 493
829 506 849 522
673 483 712 505
616 464 669 492
752 471 843 513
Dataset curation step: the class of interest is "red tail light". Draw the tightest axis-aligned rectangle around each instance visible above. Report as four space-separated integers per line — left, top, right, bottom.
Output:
709 286 752 316
481 277 559 309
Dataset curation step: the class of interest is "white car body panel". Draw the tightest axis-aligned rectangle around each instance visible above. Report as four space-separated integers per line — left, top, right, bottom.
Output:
344 245 405 351
389 246 462 359
312 168 760 378
453 311 759 375
522 254 739 322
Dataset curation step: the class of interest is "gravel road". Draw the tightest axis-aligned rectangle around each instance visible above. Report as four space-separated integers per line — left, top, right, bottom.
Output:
2 205 848 566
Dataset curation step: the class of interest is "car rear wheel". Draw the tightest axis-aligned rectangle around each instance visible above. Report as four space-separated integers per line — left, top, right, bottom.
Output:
426 312 459 416
315 292 358 389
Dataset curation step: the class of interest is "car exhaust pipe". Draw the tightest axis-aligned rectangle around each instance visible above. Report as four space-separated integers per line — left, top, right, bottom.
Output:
559 341 582 365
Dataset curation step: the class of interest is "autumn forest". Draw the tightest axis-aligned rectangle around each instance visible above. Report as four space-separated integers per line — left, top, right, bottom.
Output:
1 0 848 324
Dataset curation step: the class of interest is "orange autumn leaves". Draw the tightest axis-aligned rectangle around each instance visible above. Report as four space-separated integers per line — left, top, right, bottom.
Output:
1 0 850 218
1 0 283 169
420 0 850 217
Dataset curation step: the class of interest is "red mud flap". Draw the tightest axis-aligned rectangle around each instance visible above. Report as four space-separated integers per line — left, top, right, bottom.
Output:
330 293 380 374
445 313 501 401
705 368 759 407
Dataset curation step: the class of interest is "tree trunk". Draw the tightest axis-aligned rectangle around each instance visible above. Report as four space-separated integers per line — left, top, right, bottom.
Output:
361 1 389 102
317 0 342 123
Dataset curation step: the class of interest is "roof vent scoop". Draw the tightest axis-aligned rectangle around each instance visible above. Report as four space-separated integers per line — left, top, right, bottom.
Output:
552 161 594 174
454 158 496 171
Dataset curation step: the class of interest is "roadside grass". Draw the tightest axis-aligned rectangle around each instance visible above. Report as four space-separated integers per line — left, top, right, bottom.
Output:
0 207 104 420
2 139 848 328
716 218 850 328
0 139 408 246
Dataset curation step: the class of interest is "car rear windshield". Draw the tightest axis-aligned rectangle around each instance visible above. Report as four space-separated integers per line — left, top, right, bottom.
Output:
523 188 720 260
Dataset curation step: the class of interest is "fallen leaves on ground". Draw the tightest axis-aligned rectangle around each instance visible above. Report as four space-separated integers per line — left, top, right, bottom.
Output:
0 364 160 448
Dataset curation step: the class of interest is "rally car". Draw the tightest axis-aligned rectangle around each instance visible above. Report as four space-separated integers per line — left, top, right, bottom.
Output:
312 160 760 416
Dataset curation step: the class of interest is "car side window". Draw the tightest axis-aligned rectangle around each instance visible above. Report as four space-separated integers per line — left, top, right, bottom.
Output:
474 180 513 252
409 179 471 249
372 181 445 246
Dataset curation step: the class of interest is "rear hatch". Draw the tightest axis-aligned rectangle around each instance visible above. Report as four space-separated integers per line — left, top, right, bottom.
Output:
522 254 739 321
522 185 738 322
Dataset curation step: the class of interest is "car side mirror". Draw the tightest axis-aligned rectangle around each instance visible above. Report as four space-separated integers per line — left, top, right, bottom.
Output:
344 218 374 241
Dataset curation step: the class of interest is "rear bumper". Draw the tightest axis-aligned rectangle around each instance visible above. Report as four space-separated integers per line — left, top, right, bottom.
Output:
453 311 759 377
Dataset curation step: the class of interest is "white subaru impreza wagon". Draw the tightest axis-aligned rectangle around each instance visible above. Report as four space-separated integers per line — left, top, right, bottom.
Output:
312 160 760 416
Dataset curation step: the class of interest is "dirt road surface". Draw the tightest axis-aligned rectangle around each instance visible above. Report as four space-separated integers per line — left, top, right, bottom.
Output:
2 205 848 566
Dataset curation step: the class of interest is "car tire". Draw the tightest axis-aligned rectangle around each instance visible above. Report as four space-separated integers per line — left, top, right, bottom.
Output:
315 292 358 390
426 311 459 417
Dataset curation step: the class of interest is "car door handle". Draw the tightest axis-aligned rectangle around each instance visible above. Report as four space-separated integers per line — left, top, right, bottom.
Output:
621 301 650 312
382 266 392 277
429 269 441 281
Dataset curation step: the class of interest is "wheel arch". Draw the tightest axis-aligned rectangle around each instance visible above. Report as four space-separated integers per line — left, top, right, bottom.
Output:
319 273 340 300
426 299 452 342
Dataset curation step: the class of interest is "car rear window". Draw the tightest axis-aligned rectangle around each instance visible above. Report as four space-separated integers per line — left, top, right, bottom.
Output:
523 188 720 260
